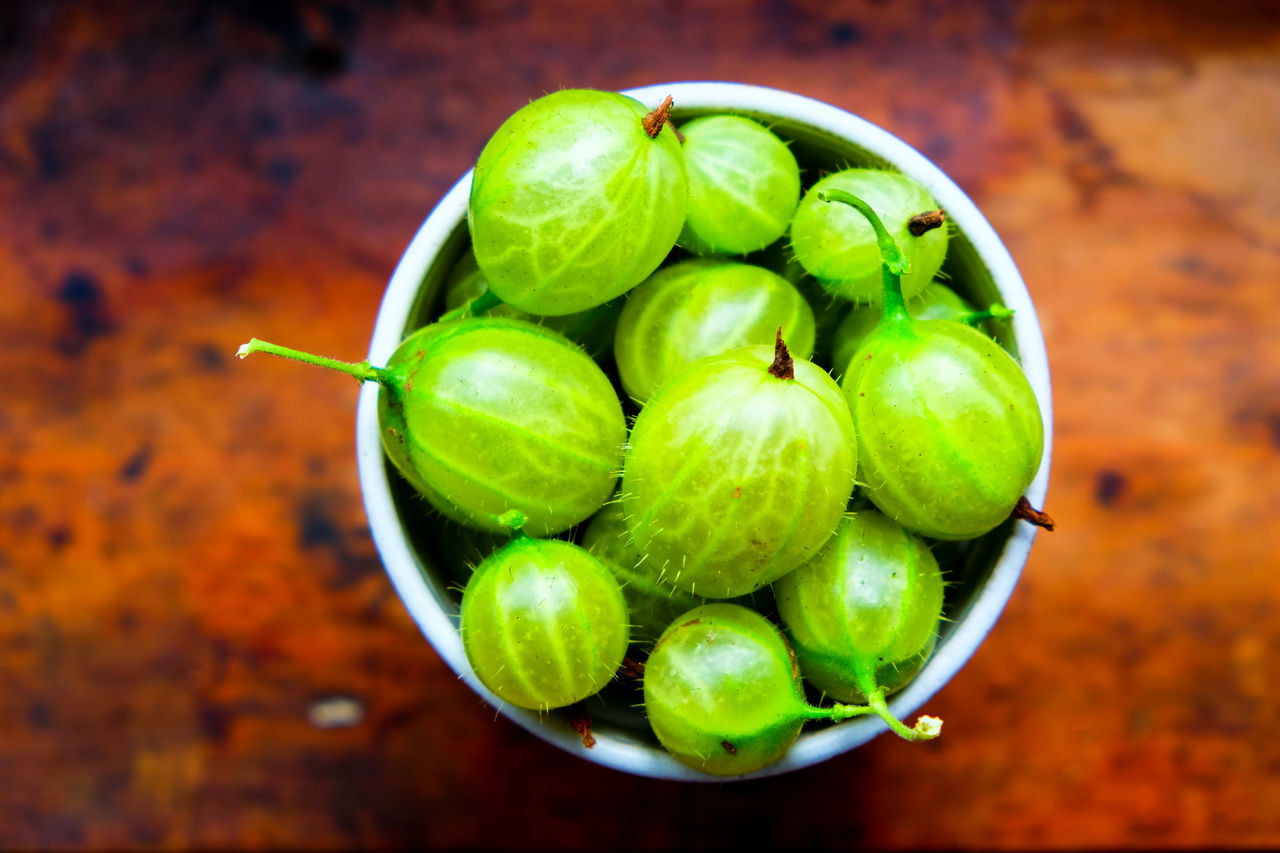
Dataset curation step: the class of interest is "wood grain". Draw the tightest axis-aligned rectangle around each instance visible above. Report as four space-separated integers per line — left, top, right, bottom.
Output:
2 0 1278 848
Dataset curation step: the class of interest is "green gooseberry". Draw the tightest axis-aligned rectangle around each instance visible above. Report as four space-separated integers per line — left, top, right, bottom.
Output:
461 532 629 711
621 334 856 599
775 510 944 740
237 317 626 537
643 603 873 776
443 250 622 359
822 189 1044 540
677 114 800 256
613 258 816 404
790 168 948 304
581 499 704 648
468 89 687 316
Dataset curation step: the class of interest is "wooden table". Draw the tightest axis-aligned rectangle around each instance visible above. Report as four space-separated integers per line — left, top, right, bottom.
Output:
2 1 1277 847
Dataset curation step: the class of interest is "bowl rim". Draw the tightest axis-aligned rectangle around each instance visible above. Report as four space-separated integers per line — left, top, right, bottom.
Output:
355 81 1054 781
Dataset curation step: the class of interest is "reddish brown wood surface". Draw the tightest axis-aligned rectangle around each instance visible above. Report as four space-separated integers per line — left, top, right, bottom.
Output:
3 1 1279 848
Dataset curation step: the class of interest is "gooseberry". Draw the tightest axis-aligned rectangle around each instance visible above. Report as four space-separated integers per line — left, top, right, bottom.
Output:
461 530 629 711
621 333 856 598
643 603 874 775
581 499 704 648
613 258 815 404
677 114 800 256
468 89 687 316
238 317 626 537
790 168 948 304
823 188 1044 540
775 510 944 740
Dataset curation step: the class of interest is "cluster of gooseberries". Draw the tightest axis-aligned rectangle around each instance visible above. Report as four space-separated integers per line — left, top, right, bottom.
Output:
240 89 1049 776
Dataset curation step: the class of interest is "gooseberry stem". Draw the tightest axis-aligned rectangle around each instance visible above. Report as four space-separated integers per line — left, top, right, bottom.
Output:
816 188 910 325
796 702 876 722
494 509 529 537
439 288 504 323
965 304 1015 325
854 663 943 741
236 338 383 384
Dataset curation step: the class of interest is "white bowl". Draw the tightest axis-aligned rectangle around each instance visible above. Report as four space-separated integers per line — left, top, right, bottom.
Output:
355 82 1053 781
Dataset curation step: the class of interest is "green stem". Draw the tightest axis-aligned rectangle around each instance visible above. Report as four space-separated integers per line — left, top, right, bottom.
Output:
236 338 383 383
964 304 1014 326
796 702 876 722
855 661 942 742
494 509 528 537
816 188 911 325
439 287 505 323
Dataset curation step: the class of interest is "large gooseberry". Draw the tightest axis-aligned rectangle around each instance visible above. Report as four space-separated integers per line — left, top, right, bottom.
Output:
621 334 856 598
468 89 687 316
238 317 626 537
822 189 1044 540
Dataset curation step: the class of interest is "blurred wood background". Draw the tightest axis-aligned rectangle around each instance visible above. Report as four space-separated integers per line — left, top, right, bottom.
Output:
2 0 1278 848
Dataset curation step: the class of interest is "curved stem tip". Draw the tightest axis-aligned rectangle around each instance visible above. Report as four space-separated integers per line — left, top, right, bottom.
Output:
817 188 911 324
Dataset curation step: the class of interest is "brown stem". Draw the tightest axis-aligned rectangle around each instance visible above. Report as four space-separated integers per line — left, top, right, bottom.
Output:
1011 496 1055 531
642 95 674 139
618 656 646 680
565 704 595 749
907 209 946 236
768 327 795 380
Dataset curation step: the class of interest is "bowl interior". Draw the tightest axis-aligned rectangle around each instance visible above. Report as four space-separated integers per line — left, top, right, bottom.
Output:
356 82 1052 781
